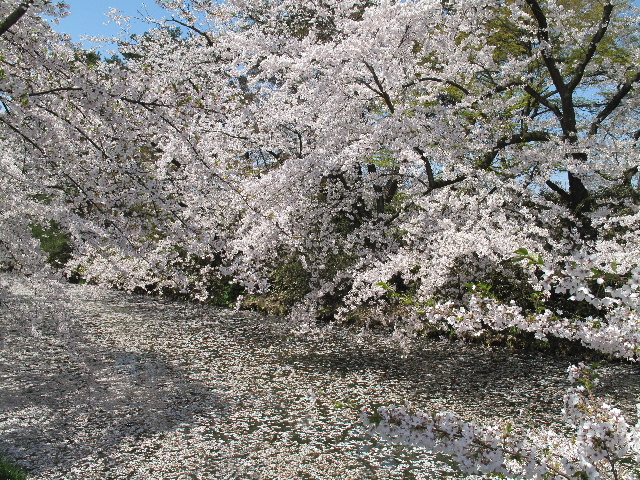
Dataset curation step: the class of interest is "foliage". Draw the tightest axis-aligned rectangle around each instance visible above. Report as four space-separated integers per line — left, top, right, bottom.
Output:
30 222 72 268
269 255 312 307
0 453 26 480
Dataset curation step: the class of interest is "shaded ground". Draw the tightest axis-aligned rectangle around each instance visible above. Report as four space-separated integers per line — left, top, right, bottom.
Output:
0 275 639 479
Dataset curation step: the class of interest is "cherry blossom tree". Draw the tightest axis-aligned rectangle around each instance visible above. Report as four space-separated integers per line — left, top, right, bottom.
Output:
0 0 241 295
1 0 640 477
161 0 640 328
146 1 640 477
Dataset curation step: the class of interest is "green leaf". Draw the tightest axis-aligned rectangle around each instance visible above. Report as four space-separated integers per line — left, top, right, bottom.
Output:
368 410 383 425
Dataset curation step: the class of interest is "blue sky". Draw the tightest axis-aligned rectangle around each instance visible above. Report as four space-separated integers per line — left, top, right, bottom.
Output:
50 1 171 49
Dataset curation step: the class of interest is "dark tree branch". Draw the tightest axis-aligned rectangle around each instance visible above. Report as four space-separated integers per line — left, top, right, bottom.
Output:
118 94 179 109
403 76 470 95
0 116 44 153
414 147 436 189
524 0 585 144
437 175 467 189
0 0 34 38
379 171 431 191
547 173 592 220
568 171 591 211
281 125 304 158
167 17 214 46
524 0 567 96
546 179 571 203
589 71 640 135
384 173 399 203
27 85 174 109
28 86 82 97
364 164 399 213
367 164 385 213
567 1 613 93
40 105 109 159
362 61 395 114
480 131 551 169
413 147 466 191
623 166 638 185
523 85 562 119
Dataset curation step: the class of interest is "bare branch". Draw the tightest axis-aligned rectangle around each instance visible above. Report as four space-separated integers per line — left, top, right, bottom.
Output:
28 87 82 97
0 116 44 153
524 0 567 96
414 146 436 189
480 131 551 169
363 61 395 114
568 1 614 93
167 17 214 47
589 71 640 135
414 147 466 191
403 76 470 95
546 179 571 203
523 85 562 119
0 0 34 38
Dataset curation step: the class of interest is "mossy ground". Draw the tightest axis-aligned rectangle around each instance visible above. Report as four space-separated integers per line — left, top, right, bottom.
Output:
0 453 27 480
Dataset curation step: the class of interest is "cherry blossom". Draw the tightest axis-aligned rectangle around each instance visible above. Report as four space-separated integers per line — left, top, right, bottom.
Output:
1 0 639 477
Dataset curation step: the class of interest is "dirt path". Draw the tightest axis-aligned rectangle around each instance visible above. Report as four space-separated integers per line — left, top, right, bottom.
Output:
1 275 639 479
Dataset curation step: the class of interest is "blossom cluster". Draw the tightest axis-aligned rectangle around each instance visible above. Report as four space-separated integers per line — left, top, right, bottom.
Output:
364 364 640 479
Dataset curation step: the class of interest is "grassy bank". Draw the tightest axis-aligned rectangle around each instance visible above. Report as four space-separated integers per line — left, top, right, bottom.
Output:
0 453 27 480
